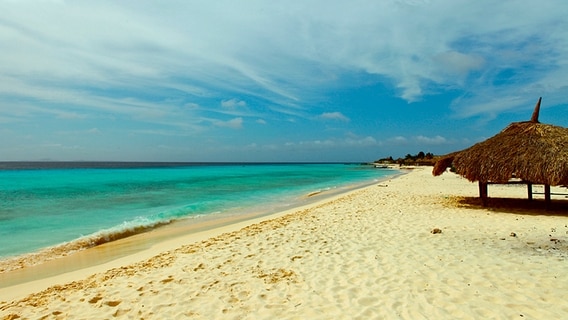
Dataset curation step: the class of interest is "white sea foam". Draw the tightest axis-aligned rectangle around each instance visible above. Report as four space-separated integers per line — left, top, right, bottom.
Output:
0 163 399 270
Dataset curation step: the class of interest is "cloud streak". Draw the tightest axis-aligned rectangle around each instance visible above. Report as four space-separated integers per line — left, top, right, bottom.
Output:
0 0 567 161
2 1 566 114
319 112 350 122
221 99 247 109
213 117 244 129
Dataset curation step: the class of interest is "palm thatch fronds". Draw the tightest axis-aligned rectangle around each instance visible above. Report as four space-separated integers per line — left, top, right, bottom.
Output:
432 152 457 176
433 98 568 186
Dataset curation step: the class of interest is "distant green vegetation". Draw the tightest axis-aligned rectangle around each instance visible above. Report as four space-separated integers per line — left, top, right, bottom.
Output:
375 151 438 166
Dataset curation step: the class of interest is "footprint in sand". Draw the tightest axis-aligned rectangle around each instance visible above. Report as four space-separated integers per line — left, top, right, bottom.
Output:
88 296 103 304
104 300 122 307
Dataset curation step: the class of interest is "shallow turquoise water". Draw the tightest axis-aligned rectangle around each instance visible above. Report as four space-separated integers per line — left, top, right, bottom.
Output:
0 162 398 259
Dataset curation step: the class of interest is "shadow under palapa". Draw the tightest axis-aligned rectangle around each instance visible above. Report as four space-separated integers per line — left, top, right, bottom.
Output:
450 196 568 216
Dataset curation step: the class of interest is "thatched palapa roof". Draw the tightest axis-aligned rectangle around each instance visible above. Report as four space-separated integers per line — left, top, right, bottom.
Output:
433 98 568 186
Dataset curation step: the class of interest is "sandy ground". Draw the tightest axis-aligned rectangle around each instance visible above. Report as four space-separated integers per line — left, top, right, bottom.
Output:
1 168 568 319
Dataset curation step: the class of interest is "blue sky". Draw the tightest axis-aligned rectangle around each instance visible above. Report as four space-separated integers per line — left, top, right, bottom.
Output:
1 0 567 162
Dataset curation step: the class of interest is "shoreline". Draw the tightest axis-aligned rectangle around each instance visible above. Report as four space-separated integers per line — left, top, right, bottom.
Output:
0 169 401 276
2 168 567 318
0 172 403 302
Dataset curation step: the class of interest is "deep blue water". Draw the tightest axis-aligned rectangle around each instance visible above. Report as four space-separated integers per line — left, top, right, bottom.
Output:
0 162 398 260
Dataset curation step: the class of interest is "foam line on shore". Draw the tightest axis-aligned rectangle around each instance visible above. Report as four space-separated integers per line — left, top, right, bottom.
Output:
0 172 401 300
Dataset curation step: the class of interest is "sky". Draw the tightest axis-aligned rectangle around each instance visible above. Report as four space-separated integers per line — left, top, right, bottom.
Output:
1 0 567 162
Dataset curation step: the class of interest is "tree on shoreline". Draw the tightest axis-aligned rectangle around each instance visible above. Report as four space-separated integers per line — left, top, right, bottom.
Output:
375 151 436 166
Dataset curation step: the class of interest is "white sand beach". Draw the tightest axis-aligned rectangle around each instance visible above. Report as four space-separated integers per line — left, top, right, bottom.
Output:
1 168 568 319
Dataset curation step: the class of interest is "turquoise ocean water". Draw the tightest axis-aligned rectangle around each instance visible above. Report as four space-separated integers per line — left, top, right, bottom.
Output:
0 162 398 261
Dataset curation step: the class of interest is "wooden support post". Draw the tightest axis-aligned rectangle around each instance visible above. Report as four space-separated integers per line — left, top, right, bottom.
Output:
527 183 533 201
545 184 551 209
478 181 488 206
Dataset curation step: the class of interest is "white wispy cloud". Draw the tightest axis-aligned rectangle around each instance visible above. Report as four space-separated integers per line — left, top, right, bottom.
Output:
213 117 243 129
414 135 448 145
55 111 88 120
279 135 378 149
432 51 485 77
1 0 565 119
387 136 409 144
319 112 350 122
1 1 567 161
0 1 567 111
221 98 247 109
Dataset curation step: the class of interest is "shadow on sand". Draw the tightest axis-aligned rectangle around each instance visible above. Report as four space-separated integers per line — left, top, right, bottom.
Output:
451 196 568 216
